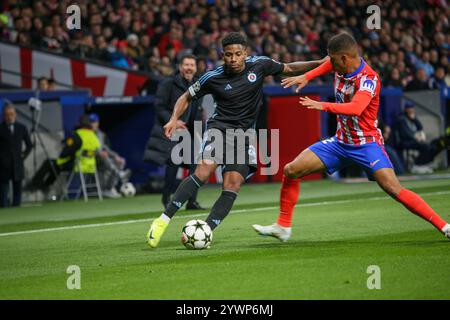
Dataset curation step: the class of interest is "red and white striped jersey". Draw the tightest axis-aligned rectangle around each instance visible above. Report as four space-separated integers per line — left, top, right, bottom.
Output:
333 60 383 145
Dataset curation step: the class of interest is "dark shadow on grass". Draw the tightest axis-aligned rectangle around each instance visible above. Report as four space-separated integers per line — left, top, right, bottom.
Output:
247 236 446 249
247 239 344 249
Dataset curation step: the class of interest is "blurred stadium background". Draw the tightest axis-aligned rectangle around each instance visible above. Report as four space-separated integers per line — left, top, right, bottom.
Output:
0 0 450 300
0 0 449 204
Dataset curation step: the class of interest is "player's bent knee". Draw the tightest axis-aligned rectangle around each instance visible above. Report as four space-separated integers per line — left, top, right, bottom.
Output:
283 164 298 178
223 179 242 193
284 163 308 179
194 166 213 182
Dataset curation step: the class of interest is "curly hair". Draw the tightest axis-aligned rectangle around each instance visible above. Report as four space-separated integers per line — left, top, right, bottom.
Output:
221 32 247 49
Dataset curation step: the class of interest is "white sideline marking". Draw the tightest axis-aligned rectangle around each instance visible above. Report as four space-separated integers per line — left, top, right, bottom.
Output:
0 190 449 238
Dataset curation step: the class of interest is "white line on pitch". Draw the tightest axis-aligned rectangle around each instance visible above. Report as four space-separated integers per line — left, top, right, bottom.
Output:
0 190 449 238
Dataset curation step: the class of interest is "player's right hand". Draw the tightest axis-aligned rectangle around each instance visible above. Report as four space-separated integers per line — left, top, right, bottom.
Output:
164 119 187 139
281 74 309 93
164 120 177 139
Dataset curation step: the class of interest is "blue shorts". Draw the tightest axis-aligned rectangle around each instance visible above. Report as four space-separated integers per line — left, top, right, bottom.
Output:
309 137 393 180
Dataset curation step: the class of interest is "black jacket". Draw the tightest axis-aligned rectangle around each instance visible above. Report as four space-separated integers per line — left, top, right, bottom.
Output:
144 74 203 166
0 121 32 182
393 113 424 148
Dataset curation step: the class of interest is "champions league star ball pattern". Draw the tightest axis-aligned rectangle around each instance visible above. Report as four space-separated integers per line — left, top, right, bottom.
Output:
181 220 213 250
120 182 136 197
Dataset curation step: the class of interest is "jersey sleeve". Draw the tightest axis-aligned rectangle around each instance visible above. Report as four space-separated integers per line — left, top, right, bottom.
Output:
357 74 379 98
188 75 212 100
322 91 372 116
259 56 284 76
305 59 333 80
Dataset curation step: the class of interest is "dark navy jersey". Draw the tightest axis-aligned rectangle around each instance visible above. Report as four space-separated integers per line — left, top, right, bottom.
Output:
188 56 284 130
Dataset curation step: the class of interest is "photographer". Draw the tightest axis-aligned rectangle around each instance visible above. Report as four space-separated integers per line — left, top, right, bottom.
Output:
0 102 32 208
29 115 100 194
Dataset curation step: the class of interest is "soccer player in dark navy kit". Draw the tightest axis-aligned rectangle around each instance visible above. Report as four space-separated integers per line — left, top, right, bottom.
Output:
147 32 326 248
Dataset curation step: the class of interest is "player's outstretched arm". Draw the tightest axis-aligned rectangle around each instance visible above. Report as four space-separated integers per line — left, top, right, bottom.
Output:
282 56 328 76
163 91 190 139
299 92 372 116
281 58 333 93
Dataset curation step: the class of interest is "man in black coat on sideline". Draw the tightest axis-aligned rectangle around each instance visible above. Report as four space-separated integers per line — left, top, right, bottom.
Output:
0 102 32 208
144 54 205 209
394 101 450 166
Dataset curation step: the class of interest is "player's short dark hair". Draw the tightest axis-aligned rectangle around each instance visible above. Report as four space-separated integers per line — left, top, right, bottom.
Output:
221 32 247 49
327 32 358 54
180 54 197 64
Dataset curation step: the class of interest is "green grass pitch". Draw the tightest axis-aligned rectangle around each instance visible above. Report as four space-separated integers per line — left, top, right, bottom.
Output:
0 177 449 299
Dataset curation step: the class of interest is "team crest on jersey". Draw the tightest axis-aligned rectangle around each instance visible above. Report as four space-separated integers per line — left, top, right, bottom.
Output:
247 72 257 83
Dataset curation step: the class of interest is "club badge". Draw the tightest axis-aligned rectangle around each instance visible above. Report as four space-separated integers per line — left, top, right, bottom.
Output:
247 72 257 83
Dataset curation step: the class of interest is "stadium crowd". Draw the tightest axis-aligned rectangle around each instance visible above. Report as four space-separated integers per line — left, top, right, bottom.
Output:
0 0 449 90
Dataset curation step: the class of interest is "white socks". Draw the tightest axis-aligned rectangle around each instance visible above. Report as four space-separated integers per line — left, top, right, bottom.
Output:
160 213 171 224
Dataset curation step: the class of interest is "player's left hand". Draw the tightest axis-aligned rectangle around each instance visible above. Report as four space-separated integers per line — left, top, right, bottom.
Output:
281 74 309 93
299 96 324 111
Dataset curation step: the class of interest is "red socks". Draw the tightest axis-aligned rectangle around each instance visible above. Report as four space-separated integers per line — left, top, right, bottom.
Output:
396 189 447 231
276 179 447 232
277 175 300 227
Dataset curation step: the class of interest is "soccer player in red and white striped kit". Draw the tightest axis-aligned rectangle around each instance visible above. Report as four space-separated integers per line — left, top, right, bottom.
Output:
253 32 449 241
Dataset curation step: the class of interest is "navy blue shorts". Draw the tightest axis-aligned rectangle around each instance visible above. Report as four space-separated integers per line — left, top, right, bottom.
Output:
309 136 393 180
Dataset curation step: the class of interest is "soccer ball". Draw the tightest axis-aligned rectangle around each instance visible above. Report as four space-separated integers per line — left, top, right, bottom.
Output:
120 182 136 197
181 219 213 250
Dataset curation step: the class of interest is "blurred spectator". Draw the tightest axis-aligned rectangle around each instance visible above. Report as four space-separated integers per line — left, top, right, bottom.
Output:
430 67 447 89
0 1 448 85
385 68 405 88
80 34 95 59
89 114 131 198
144 55 163 80
196 57 207 77
92 35 109 61
158 24 184 57
0 103 32 208
126 33 144 63
37 77 49 91
30 17 44 46
416 52 435 78
406 68 434 91
139 35 153 60
48 78 56 91
394 102 450 167
183 27 197 50
16 31 30 46
193 33 211 57
41 25 61 52
110 41 136 70
379 121 405 175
